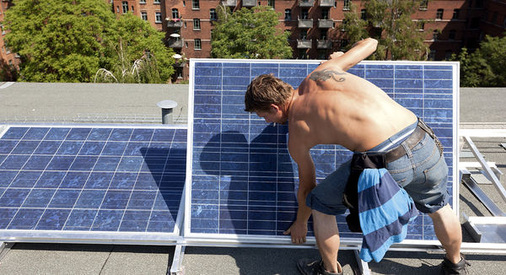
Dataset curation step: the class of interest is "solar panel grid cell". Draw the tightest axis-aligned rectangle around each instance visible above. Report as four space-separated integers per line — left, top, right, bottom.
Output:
0 126 187 237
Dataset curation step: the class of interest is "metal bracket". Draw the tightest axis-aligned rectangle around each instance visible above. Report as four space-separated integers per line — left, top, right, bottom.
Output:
462 136 506 202
460 170 505 217
353 250 371 275
0 242 13 262
169 244 185 275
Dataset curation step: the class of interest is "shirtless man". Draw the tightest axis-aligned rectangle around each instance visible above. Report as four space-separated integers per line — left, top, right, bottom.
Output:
244 38 468 275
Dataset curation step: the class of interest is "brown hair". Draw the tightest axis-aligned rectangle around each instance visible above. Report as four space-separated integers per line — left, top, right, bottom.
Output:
244 74 293 112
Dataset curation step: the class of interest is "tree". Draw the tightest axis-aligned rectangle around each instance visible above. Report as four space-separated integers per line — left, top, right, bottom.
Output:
100 13 175 83
4 0 174 83
211 5 292 59
452 35 506 87
341 0 428 60
4 0 113 82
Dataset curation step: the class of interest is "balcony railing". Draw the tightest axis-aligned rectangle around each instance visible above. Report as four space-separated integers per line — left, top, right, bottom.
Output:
168 39 183 48
318 19 334 29
222 0 237 7
297 39 313 49
167 19 183 28
299 0 314 7
298 18 313 28
319 0 334 7
242 0 256 7
317 39 332 49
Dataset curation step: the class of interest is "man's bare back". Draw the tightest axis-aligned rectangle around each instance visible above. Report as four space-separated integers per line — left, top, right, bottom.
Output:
288 67 417 152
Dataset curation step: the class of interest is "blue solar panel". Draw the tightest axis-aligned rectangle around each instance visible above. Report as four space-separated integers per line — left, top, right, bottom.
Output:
187 60 458 242
0 125 186 240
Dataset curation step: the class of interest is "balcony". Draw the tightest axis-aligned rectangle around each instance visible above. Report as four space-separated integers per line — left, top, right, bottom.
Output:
168 38 183 48
318 19 334 29
297 39 313 49
317 39 332 49
242 0 256 7
167 19 183 28
222 0 237 7
298 18 313 28
319 0 334 7
299 0 314 7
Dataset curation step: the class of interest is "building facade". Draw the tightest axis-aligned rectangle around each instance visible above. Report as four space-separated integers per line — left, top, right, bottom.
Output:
110 0 504 80
1 0 504 81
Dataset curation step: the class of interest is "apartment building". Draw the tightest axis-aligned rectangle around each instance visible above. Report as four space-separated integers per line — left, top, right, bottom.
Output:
1 1 504 81
110 0 504 80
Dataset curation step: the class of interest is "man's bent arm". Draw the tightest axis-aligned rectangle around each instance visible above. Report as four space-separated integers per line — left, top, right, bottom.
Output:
318 38 378 72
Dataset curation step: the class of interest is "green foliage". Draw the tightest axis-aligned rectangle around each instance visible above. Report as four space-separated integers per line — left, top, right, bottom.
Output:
211 5 292 59
4 0 174 83
341 0 428 60
102 13 175 83
452 35 506 87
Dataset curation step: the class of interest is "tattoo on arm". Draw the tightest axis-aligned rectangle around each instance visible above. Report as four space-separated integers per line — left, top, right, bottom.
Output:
309 69 346 83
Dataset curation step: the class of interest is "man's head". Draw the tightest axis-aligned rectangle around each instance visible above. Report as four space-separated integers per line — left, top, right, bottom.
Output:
244 74 293 124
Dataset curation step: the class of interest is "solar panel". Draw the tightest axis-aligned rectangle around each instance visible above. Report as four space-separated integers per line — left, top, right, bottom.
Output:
0 125 187 243
186 59 458 244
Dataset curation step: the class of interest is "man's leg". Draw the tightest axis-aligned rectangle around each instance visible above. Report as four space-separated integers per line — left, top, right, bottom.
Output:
428 204 462 263
312 210 342 273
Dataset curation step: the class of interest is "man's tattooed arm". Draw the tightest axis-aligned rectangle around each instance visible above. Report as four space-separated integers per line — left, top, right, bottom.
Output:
309 69 346 83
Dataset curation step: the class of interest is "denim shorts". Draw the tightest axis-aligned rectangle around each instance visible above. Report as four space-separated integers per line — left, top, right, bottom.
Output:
306 123 449 215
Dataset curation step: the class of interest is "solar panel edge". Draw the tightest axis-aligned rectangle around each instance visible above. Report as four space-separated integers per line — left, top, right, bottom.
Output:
187 60 459 243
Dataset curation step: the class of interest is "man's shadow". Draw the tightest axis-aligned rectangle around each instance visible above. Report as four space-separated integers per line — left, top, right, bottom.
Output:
198 125 312 237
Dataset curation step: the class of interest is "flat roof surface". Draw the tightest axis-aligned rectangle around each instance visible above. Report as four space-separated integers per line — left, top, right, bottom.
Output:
0 84 505 274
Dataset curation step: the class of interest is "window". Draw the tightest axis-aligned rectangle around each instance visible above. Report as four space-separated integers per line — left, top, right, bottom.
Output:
284 9 292 21
172 9 179 19
268 0 275 8
449 30 456 40
301 9 309 19
298 49 308 59
318 50 327 60
361 9 367 20
418 20 425 31
470 17 480 28
193 19 201 30
343 0 351 11
428 50 436 60
140 0 146 4
452 9 460 20
141 11 148 21
436 9 443 20
300 31 307 40
155 12 162 23
492 12 498 24
445 51 452 60
154 0 160 4
122 1 128 13
341 19 348 31
195 39 202 50
210 9 217 21
420 0 428 10
192 0 200 10
433 30 440 41
322 8 329 20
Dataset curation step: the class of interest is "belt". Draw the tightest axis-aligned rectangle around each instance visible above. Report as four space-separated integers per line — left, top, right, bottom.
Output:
385 124 426 163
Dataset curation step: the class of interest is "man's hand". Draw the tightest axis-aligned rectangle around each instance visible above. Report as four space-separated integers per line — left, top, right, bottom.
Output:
320 51 344 65
283 220 308 244
329 51 344 59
